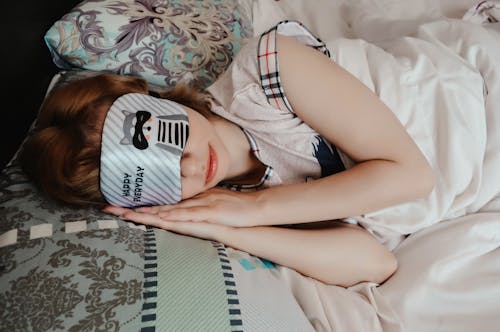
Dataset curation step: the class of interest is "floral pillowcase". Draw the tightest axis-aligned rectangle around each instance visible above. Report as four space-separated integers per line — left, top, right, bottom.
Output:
44 0 253 89
0 69 314 332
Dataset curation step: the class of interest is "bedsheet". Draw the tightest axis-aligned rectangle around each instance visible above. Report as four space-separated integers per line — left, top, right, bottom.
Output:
1 1 499 331
335 7 500 242
0 71 318 332
249 0 500 331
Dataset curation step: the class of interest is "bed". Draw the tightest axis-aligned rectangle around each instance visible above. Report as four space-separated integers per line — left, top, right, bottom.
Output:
1 0 499 331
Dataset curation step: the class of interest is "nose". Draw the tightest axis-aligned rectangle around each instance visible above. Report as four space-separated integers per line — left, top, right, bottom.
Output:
180 152 205 178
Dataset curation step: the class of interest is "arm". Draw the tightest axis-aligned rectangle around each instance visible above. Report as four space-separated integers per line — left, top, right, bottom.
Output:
249 35 435 225
104 206 397 287
221 223 398 287
136 35 435 227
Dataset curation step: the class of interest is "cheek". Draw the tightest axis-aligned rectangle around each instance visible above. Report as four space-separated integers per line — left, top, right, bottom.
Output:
181 178 203 200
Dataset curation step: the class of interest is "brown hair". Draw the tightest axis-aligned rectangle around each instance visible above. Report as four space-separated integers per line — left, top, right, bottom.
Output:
19 73 212 208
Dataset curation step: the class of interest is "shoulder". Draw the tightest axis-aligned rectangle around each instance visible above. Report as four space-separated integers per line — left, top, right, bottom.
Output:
256 21 331 115
258 20 331 58
207 20 331 116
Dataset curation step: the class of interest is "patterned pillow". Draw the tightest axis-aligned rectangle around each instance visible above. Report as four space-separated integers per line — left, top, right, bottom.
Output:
0 70 316 331
44 0 253 89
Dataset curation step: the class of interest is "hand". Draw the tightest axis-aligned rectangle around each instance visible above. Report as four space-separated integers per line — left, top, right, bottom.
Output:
103 205 232 242
132 187 263 227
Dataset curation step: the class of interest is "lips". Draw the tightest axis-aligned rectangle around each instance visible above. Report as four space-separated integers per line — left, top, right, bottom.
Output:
206 145 218 184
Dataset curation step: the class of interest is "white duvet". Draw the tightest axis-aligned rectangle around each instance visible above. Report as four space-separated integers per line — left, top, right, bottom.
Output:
247 0 500 331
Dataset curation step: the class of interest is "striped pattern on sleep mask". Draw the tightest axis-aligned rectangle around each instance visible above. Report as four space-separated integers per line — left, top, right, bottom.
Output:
100 93 189 207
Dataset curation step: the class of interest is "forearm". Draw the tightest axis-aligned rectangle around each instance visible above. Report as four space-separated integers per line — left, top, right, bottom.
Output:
255 159 434 226
105 201 397 286
216 223 397 287
259 35 435 227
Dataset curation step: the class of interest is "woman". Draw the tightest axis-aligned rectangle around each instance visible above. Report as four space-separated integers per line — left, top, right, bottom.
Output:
20 21 434 287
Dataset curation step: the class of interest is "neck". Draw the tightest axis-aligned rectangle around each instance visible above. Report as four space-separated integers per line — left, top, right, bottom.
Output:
209 115 261 183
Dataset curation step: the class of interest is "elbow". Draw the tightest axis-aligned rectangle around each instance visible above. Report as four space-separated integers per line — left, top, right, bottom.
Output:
323 232 399 287
416 162 435 198
405 157 435 199
356 247 398 286
357 243 399 286
373 251 398 285
327 253 398 287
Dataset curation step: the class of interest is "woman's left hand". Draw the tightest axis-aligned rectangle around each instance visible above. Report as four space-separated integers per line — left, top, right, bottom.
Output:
106 187 263 228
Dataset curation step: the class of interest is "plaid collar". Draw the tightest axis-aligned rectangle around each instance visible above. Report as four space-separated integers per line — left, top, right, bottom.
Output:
258 20 330 114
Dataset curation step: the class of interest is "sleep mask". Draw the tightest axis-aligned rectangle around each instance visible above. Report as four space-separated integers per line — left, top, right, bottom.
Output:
100 93 189 207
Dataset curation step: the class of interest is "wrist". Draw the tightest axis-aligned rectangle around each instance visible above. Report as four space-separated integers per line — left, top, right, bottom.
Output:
253 187 298 226
212 224 237 244
252 189 274 226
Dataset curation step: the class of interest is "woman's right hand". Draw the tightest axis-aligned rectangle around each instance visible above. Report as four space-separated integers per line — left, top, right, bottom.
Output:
109 187 265 228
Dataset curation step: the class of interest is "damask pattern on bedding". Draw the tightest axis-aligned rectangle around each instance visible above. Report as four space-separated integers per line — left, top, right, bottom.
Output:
0 155 314 332
44 0 253 88
0 71 314 332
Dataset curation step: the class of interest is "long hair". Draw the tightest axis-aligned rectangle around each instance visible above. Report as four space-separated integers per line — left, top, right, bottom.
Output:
19 73 212 208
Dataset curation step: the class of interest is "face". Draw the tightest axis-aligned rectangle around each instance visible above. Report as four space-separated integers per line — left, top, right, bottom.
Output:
179 107 230 199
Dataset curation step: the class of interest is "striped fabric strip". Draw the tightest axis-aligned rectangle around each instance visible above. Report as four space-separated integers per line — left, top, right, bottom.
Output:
211 242 244 332
141 228 158 332
258 28 291 113
257 20 331 114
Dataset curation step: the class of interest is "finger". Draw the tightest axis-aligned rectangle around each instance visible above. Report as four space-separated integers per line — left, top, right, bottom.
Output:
103 205 132 216
158 206 212 222
204 187 230 194
121 210 220 240
193 188 228 200
134 206 161 213
134 205 183 213
170 196 215 211
135 197 209 214
121 210 175 229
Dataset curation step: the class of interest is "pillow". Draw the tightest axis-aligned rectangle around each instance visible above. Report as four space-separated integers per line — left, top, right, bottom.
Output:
0 70 316 331
44 0 253 89
251 0 351 41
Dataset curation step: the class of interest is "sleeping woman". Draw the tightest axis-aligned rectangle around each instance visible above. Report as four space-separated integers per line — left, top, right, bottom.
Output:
19 21 434 287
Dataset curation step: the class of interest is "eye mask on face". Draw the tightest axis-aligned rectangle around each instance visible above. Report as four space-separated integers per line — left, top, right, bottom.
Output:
100 93 189 207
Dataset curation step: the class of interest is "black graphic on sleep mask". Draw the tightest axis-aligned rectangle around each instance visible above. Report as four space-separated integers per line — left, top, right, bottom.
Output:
132 110 151 150
120 110 151 150
120 109 189 153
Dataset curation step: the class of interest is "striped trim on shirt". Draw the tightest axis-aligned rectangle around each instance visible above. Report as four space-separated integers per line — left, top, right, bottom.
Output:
257 20 330 113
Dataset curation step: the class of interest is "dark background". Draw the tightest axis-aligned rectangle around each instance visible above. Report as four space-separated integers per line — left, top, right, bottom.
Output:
1 0 82 170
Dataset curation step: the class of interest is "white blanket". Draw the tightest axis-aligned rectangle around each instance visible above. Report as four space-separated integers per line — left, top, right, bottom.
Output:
334 11 500 247
249 1 500 331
